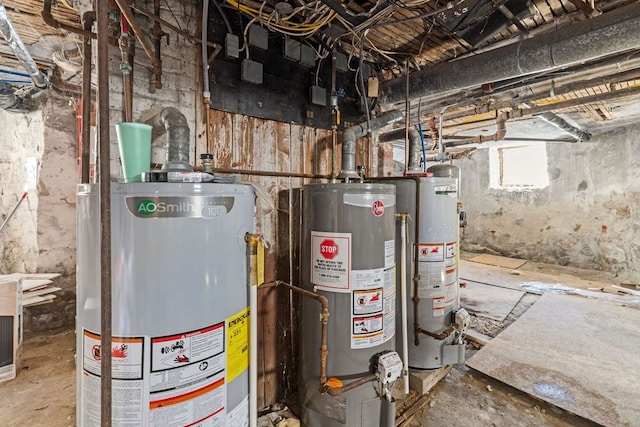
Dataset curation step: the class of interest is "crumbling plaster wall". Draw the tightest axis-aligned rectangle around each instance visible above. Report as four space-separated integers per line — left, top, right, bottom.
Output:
0 94 77 333
458 124 640 282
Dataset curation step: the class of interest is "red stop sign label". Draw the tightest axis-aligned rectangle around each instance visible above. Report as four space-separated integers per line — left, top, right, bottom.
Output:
320 239 338 259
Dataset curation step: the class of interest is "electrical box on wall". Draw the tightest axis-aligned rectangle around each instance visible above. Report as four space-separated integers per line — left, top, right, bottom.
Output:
241 59 264 84
208 12 364 128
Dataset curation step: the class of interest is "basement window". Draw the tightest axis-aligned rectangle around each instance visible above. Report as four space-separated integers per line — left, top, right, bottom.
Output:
489 142 549 190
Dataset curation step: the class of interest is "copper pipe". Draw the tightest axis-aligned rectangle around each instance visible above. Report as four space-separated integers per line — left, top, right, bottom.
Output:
113 0 161 82
81 11 94 184
324 374 378 397
211 167 331 180
261 281 329 386
444 112 508 147
262 280 382 396
418 325 456 341
42 0 95 39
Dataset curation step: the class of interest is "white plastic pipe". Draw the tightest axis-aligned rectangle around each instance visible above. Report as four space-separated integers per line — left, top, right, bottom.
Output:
399 214 410 395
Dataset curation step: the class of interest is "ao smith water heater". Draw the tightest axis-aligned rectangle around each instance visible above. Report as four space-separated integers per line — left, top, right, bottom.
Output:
76 109 256 426
76 183 255 426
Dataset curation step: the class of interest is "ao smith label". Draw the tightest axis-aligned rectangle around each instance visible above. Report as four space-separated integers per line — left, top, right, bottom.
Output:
126 196 235 218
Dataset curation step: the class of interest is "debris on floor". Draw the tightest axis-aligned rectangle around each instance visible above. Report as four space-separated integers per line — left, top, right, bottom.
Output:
258 404 300 427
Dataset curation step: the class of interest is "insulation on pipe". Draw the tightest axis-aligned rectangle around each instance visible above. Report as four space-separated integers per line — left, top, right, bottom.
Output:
379 2 640 105
0 1 48 89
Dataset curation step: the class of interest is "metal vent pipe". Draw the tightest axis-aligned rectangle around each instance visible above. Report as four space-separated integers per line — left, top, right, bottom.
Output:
379 2 640 105
151 107 193 172
339 109 404 179
0 1 48 89
536 112 591 142
379 127 422 173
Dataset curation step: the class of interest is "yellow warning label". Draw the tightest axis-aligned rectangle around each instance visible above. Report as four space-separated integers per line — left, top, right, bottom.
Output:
226 307 249 383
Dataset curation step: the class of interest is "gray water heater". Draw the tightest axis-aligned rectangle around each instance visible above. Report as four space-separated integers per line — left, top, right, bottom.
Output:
76 182 255 426
393 175 467 370
299 183 397 426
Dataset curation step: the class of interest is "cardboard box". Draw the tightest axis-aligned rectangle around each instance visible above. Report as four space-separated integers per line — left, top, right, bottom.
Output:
0 275 22 383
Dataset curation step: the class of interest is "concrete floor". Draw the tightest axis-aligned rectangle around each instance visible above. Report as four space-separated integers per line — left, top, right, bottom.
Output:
0 258 625 426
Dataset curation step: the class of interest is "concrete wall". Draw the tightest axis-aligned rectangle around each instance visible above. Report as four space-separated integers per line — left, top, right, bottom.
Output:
457 124 640 283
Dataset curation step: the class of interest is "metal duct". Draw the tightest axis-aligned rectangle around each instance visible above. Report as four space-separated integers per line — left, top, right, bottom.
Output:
379 2 640 105
339 109 403 179
0 1 48 89
154 107 193 171
536 112 591 142
0 81 25 112
379 127 422 173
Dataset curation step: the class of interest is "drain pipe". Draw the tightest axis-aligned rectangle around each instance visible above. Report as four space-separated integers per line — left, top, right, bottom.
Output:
397 213 410 396
245 234 260 427
339 110 404 180
151 107 193 171
379 127 422 174
0 0 48 89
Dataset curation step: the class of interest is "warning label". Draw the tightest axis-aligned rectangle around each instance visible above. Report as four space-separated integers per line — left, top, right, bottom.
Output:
353 289 383 315
227 308 250 383
418 243 445 262
446 242 456 259
353 314 383 336
311 232 351 292
350 266 395 349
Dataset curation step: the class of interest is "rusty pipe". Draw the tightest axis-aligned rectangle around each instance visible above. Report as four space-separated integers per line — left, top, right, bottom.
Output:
42 0 95 39
113 0 161 81
211 167 331 180
324 374 378 397
261 281 330 386
81 11 95 184
444 112 508 147
130 4 222 48
261 280 381 396
418 325 456 341
96 0 113 422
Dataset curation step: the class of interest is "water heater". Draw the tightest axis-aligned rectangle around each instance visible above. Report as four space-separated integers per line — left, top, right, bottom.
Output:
299 183 398 427
76 182 255 426
393 174 468 370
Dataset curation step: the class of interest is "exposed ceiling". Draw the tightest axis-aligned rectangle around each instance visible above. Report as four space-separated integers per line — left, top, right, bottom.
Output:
1 0 639 145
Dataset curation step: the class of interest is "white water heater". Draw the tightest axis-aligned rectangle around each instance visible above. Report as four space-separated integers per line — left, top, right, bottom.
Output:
76 182 255 426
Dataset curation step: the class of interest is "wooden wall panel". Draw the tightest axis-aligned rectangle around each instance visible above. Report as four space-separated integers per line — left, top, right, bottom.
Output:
204 109 378 409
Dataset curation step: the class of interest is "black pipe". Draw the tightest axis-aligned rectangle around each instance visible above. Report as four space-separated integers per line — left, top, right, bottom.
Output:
96 0 113 423
379 2 640 104
81 12 95 184
42 0 95 39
